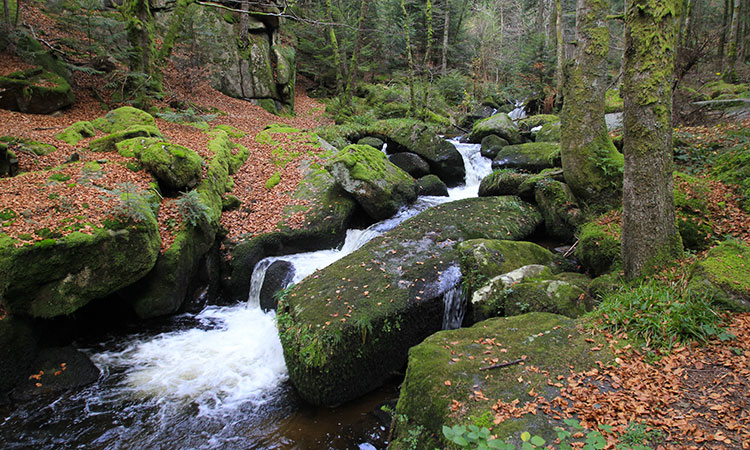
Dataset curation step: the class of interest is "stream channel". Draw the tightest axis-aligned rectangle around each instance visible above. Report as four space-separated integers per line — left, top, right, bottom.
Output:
0 140 493 449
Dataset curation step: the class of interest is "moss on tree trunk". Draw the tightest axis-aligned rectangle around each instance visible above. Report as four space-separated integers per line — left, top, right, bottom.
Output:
561 0 623 203
621 0 683 278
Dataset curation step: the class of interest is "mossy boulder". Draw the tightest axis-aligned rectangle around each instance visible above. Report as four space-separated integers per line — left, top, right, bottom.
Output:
0 199 161 319
325 144 417 221
0 316 39 396
575 219 622 277
688 241 750 312
357 136 385 150
278 196 543 407
478 170 533 199
89 126 164 153
55 121 96 145
390 313 613 449
468 113 521 144
516 114 560 131
92 106 156 133
536 121 561 142
480 135 509 159
389 152 431 178
492 142 561 173
139 141 204 192
417 174 449 197
0 136 56 157
699 81 749 100
128 130 244 319
0 67 74 114
469 265 591 322
534 179 584 241
458 239 555 297
673 172 714 251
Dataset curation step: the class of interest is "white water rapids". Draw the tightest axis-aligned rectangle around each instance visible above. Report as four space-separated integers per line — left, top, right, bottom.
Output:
0 140 492 449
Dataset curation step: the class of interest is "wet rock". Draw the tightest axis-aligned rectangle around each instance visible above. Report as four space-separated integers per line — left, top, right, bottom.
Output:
389 152 430 178
11 347 100 401
417 175 449 197
492 142 561 173
357 136 385 150
480 134 509 159
260 260 295 311
468 113 521 144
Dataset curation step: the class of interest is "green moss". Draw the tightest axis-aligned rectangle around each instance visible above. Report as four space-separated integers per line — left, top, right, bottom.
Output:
673 172 714 250
140 141 203 192
89 126 163 153
605 88 624 113
689 241 750 312
265 171 282 190
469 113 521 144
478 170 532 199
0 136 56 156
92 106 156 133
713 142 750 213
0 67 74 113
55 121 96 145
494 142 561 173
517 115 559 131
116 136 163 158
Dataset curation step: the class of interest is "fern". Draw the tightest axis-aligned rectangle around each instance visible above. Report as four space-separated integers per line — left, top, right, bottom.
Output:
176 189 212 230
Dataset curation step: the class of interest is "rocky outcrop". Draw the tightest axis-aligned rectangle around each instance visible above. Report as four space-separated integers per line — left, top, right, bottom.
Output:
325 144 417 221
0 68 74 114
278 196 543 407
390 313 613 449
0 316 38 397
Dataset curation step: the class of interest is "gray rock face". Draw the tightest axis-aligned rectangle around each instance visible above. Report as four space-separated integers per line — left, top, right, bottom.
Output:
389 152 430 178
260 260 295 311
357 136 385 150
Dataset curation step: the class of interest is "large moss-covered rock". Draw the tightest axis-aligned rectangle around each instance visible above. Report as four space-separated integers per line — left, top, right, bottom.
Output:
417 174 449 197
534 179 584 241
575 219 622 277
129 130 245 319
389 152 430 178
385 121 465 185
325 144 417 221
139 141 204 192
673 173 714 251
688 241 750 312
357 136 385 150
55 121 96 145
278 196 543 407
517 114 560 131
0 316 39 396
92 106 156 133
468 113 521 144
0 68 74 114
480 135 509 159
536 121 561 142
492 142 561 172
0 200 161 319
458 239 554 297
478 170 533 199
469 265 591 322
390 313 612 449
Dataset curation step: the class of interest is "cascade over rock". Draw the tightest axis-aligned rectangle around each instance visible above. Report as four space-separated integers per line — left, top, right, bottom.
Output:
278 196 542 407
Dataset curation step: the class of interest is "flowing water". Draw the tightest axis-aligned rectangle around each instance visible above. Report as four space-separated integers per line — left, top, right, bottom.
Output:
0 140 491 450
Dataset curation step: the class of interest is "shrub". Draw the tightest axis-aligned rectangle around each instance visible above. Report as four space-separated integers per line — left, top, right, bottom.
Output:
175 189 212 229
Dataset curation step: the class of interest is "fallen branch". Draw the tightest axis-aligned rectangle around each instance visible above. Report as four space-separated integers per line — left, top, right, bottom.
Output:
563 239 579 258
479 358 524 371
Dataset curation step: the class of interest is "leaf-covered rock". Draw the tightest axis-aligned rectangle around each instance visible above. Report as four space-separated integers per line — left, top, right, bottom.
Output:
0 67 74 114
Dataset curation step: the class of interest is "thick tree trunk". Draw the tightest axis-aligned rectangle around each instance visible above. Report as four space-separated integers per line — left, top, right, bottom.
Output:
3 0 10 25
123 0 161 93
718 0 730 69
555 0 564 109
621 0 683 279
239 0 249 48
725 0 741 81
560 0 623 202
441 1 449 75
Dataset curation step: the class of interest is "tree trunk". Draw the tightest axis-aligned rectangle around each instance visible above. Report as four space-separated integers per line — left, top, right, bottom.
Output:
718 0 730 69
621 0 683 279
402 0 416 113
680 0 692 49
441 1 449 75
325 0 343 93
725 0 741 81
343 0 367 105
537 0 546 35
158 0 193 64
123 0 161 93
555 0 564 109
560 0 623 202
3 0 9 25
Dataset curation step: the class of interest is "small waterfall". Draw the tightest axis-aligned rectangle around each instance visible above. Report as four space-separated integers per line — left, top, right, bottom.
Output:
442 287 466 330
248 259 274 308
509 100 526 120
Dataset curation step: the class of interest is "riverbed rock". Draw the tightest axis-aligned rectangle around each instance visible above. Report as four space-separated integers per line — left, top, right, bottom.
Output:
536 121 561 142
260 260 295 311
478 170 533 199
357 136 385 150
0 67 75 114
468 113 521 144
417 175 449 197
128 130 247 319
492 142 561 172
326 144 417 221
278 196 543 407
389 152 430 178
0 195 161 319
390 313 612 449
0 316 39 397
10 346 100 401
517 114 560 131
480 135 509 159
688 241 750 312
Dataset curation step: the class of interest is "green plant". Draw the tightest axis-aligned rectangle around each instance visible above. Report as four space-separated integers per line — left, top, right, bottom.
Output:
175 189 212 229
48 172 71 182
617 421 663 449
107 182 151 223
592 281 733 349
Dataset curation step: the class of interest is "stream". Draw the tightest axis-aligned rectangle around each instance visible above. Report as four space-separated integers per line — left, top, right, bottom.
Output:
0 140 492 450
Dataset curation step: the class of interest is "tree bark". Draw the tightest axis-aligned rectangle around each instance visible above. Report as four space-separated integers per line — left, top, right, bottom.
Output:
560 0 623 202
325 0 343 93
621 0 683 279
555 0 564 109
123 0 161 93
725 0 741 81
239 0 249 48
441 0 449 75
718 0 730 70
3 0 10 25
402 0 416 113
343 0 367 105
